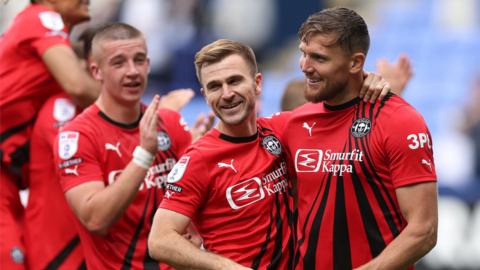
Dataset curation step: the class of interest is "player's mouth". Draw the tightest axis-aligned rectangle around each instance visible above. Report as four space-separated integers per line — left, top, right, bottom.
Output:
306 77 322 85
220 100 243 113
123 81 142 90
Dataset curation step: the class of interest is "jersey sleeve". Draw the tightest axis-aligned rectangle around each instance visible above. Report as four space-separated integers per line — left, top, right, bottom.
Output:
159 149 210 218
258 111 293 144
158 109 192 156
27 10 70 55
54 126 104 192
381 105 437 188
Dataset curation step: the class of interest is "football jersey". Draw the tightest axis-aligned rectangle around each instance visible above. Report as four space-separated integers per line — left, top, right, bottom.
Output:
160 121 295 270
0 4 70 176
54 104 191 270
276 94 437 270
25 93 85 270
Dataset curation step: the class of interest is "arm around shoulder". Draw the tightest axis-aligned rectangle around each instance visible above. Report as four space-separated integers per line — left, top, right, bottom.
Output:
42 44 99 107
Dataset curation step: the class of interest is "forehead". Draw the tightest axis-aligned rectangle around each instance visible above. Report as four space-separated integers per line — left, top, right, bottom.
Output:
100 38 147 59
200 54 251 83
299 33 339 52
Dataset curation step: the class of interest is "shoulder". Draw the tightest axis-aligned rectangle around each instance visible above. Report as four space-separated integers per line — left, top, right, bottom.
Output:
59 105 98 135
377 94 425 123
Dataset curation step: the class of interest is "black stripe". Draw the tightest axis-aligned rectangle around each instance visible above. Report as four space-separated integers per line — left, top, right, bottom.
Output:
251 198 275 269
303 174 332 269
122 191 152 270
333 145 352 270
348 138 386 257
45 236 81 270
144 188 160 270
267 193 284 270
0 117 36 143
357 104 403 234
77 260 87 270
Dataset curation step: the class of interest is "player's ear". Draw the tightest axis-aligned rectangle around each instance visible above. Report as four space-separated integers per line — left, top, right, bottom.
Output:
254 73 263 96
200 88 206 98
349 52 365 74
90 62 102 80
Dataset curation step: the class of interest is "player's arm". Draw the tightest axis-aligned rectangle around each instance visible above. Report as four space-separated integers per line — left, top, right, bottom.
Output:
64 96 161 235
148 209 251 270
42 44 99 108
354 182 437 270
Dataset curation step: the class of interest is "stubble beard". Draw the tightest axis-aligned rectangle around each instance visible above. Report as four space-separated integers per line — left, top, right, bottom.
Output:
305 80 348 104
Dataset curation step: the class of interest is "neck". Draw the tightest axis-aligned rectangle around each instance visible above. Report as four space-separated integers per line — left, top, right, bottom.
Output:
324 73 363 106
216 113 257 138
96 95 141 124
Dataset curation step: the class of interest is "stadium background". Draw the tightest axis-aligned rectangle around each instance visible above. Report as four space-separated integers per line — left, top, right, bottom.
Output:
1 0 479 269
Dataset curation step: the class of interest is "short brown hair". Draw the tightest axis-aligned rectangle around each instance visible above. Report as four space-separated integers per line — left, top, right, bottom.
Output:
91 23 144 62
194 39 258 84
298 7 370 55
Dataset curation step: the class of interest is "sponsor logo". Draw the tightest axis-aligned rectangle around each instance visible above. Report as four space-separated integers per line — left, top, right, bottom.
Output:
58 157 82 169
64 165 79 176
217 159 237 173
226 162 288 209
421 159 433 171
226 177 265 210
351 118 371 138
167 156 190 183
262 135 282 156
58 131 79 160
105 142 122 157
107 158 177 190
295 149 322 172
157 131 171 151
302 122 316 137
295 149 364 176
407 133 432 150
166 183 183 193
53 98 76 123
10 246 24 264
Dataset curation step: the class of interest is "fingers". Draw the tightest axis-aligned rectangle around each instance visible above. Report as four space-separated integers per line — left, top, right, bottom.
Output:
378 82 391 101
190 112 216 142
359 71 372 98
362 73 378 103
139 95 160 153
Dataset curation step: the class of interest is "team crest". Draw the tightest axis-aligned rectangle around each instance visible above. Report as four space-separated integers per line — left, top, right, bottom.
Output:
167 156 190 183
10 246 24 264
58 131 79 160
351 118 371 138
157 131 171 151
262 135 282 156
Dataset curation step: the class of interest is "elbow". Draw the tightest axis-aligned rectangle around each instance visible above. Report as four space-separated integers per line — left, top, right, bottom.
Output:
83 219 110 236
424 224 437 252
147 232 169 261
413 221 437 254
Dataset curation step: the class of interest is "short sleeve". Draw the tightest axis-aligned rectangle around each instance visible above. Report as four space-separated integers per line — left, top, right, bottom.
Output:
54 127 103 192
258 111 293 143
382 105 437 188
158 109 192 156
159 149 210 218
28 10 70 55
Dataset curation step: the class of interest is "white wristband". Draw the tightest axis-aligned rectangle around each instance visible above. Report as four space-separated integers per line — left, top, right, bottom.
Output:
132 146 154 169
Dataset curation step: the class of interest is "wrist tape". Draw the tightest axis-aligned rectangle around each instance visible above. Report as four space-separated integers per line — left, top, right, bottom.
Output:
132 146 154 169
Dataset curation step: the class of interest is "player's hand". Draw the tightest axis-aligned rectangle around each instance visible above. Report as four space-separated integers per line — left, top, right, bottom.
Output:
139 95 160 154
359 72 391 103
376 54 413 96
159 88 195 111
190 112 215 142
